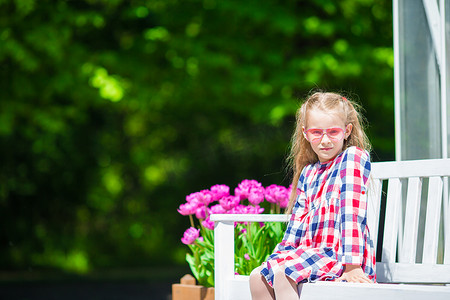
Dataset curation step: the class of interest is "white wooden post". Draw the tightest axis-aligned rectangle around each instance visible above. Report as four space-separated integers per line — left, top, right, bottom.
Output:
438 0 450 266
214 220 235 300
393 0 401 161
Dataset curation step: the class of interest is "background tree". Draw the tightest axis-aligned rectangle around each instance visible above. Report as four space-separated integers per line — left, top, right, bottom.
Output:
0 0 393 272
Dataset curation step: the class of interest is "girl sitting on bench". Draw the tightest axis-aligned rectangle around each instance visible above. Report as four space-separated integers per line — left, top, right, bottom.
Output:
249 92 376 299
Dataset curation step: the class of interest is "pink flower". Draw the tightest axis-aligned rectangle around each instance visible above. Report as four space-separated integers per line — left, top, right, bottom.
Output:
229 204 246 214
219 195 240 210
186 192 197 202
233 204 264 214
186 193 202 208
244 253 250 260
248 187 265 205
177 202 197 216
210 184 230 201
181 227 200 245
235 179 263 200
195 206 207 219
196 190 214 206
265 184 289 206
209 204 227 215
186 191 214 207
202 217 215 230
278 197 289 208
245 204 264 214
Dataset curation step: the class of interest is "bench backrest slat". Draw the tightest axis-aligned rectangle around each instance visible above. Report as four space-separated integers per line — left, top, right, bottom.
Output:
446 185 450 264
399 177 422 264
367 178 383 248
423 176 443 264
381 178 402 263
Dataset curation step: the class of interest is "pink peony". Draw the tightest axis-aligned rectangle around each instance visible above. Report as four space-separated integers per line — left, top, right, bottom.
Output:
244 253 250 260
219 195 240 210
177 202 197 216
209 204 227 215
229 204 246 214
234 204 264 214
248 187 265 205
246 204 264 214
278 197 289 208
235 179 263 200
195 205 207 219
210 184 230 201
186 190 214 207
186 192 203 208
265 184 289 206
181 227 200 245
196 190 214 206
202 217 215 230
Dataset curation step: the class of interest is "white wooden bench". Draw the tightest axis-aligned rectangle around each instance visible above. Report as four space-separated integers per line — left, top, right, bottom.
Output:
211 159 450 300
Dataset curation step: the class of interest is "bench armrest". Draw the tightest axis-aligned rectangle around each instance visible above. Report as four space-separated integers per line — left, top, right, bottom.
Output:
211 214 288 300
210 213 289 222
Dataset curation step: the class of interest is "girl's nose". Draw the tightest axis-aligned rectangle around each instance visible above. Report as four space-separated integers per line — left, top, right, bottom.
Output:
320 133 332 144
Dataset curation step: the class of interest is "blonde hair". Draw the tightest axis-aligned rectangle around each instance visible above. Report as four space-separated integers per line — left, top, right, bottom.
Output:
286 92 371 214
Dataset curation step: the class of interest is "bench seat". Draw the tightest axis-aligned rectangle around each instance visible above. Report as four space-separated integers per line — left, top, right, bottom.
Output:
226 275 450 300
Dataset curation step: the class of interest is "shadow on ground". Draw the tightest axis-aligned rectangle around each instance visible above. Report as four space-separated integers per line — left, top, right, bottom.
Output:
0 266 191 300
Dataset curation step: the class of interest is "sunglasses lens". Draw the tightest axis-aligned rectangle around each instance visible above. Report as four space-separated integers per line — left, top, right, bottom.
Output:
326 128 343 139
306 129 322 142
308 129 323 137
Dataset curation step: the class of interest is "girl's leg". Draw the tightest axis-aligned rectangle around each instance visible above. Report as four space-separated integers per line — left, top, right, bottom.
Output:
249 266 275 300
273 268 299 300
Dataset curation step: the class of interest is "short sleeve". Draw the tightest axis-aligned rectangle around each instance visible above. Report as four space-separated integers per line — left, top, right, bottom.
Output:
339 147 371 265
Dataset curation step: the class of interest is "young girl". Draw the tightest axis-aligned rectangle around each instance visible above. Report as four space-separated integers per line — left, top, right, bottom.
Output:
249 92 376 299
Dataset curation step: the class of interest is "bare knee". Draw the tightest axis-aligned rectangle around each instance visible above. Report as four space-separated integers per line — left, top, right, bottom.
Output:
249 266 264 288
249 266 274 299
273 268 287 285
273 267 298 299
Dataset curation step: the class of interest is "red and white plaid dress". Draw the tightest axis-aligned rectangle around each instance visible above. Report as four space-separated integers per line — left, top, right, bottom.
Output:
261 146 376 285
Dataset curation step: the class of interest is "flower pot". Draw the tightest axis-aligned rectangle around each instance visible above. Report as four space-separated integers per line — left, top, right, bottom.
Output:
172 274 214 300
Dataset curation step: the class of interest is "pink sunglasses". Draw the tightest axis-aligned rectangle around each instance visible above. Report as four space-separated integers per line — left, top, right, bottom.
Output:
304 127 346 143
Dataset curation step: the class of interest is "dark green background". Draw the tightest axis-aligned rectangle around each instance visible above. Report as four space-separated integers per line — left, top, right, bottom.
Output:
0 0 394 275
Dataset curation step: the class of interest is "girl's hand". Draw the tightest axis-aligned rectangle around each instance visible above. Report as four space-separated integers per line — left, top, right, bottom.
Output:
336 264 373 283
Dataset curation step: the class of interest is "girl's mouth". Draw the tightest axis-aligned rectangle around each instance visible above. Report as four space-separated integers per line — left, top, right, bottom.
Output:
321 147 332 151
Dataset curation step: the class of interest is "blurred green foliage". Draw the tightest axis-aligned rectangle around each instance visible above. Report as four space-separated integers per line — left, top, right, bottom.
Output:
0 0 394 273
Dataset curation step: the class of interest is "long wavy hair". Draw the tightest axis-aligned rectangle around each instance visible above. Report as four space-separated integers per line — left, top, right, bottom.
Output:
285 92 371 214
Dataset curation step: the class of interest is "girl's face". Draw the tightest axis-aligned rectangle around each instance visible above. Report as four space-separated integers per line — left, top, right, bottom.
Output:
303 108 352 163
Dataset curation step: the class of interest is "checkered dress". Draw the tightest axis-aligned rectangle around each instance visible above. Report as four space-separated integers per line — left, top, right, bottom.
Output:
261 146 376 286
